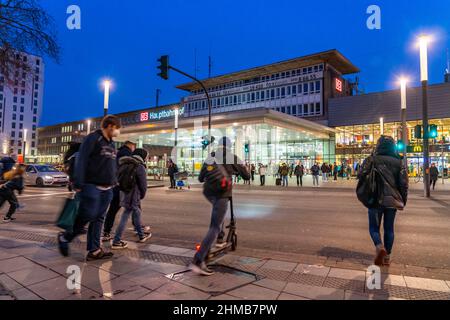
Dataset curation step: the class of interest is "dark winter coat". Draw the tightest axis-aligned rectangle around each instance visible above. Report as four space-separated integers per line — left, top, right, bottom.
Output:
358 137 409 210
119 155 148 209
73 130 117 189
294 165 304 176
168 163 178 176
430 166 439 180
311 165 320 176
116 145 133 165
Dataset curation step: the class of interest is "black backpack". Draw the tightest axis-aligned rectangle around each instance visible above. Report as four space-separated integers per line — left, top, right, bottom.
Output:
356 156 381 208
117 161 139 193
204 163 232 195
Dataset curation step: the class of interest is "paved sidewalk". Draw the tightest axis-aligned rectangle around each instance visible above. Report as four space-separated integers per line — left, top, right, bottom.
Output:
1 225 449 300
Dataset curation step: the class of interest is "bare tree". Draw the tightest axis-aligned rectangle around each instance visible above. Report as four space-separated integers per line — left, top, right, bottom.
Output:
0 0 60 87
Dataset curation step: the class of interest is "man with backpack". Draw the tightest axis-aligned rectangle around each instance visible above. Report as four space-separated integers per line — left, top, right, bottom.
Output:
294 162 305 187
190 137 250 276
311 163 320 186
357 136 409 266
63 142 81 192
58 115 121 261
111 148 151 248
102 140 148 242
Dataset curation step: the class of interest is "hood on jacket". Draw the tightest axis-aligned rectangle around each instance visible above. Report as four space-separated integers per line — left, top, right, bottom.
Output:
375 136 400 159
119 155 145 166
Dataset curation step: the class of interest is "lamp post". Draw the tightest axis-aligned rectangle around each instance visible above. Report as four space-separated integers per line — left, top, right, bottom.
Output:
87 119 91 135
419 36 431 198
103 80 111 117
400 78 408 168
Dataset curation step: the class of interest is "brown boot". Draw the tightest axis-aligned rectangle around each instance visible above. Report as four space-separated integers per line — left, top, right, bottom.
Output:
374 245 388 266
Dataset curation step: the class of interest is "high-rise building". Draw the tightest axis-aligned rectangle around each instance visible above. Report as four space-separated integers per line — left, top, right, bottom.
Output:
0 52 44 159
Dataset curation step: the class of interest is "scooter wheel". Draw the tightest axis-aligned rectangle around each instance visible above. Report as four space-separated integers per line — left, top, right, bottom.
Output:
231 234 237 251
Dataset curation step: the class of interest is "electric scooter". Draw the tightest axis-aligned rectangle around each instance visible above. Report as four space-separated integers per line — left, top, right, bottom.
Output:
206 197 237 263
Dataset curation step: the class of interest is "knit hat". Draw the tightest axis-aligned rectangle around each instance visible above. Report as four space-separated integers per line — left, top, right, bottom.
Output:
132 148 148 162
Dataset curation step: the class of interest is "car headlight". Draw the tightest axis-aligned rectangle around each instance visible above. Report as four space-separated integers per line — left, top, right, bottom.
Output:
43 175 53 180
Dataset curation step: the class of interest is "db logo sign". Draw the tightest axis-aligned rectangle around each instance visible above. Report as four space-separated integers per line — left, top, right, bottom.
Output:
140 112 149 122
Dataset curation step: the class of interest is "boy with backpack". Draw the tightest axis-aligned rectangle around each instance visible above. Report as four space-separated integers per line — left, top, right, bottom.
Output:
190 137 250 276
1 165 25 222
357 136 409 266
111 148 151 249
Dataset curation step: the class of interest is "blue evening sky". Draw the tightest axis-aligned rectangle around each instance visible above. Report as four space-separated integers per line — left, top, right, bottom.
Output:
40 0 450 126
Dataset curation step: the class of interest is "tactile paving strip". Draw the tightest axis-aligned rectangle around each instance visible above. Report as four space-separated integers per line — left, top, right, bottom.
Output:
256 268 292 282
366 284 410 300
1 230 192 266
286 273 326 287
407 288 450 300
323 277 366 293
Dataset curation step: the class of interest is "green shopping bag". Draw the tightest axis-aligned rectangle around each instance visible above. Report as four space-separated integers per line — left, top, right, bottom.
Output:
56 196 80 232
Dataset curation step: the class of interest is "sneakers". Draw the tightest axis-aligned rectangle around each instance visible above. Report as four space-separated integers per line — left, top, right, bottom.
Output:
111 241 128 250
101 233 112 242
86 249 114 261
134 226 151 234
215 240 228 249
374 245 388 266
2 216 15 223
189 261 214 276
57 232 69 257
138 233 152 243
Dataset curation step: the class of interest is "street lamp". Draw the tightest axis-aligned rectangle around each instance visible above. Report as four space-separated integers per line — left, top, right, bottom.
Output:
419 35 431 198
103 80 111 117
87 119 91 135
399 77 409 168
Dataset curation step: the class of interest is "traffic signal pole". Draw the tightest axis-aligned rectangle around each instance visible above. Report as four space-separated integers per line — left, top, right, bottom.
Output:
422 80 431 198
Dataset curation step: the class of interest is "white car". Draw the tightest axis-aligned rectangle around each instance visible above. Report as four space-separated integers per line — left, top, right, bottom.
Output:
25 164 69 187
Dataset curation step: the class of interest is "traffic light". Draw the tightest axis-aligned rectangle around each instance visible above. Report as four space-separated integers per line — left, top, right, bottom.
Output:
429 124 438 139
201 136 215 150
396 140 405 152
244 143 250 154
157 55 169 80
414 125 422 139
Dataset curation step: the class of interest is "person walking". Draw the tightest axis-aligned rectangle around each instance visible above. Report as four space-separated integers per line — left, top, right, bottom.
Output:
333 162 338 181
168 159 178 189
1 165 25 222
0 153 16 181
357 136 408 266
102 141 138 241
58 115 121 261
321 163 328 182
430 163 439 191
250 163 256 183
112 149 152 249
244 162 251 185
190 137 250 275
279 163 289 187
294 162 304 187
346 165 352 180
258 164 266 186
311 163 320 187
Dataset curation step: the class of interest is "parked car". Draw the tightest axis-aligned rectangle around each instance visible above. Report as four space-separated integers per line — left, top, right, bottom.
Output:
24 164 69 187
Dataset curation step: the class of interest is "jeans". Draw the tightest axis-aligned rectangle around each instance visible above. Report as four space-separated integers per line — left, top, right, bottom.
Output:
64 184 113 252
104 186 137 234
368 207 397 254
113 206 144 242
0 189 18 217
322 173 328 181
260 175 266 186
170 175 176 188
312 175 319 186
296 175 303 186
430 179 437 190
282 175 288 187
194 196 229 263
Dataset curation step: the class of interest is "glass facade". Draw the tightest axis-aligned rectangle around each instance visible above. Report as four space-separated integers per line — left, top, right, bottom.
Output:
335 118 450 177
119 122 335 176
